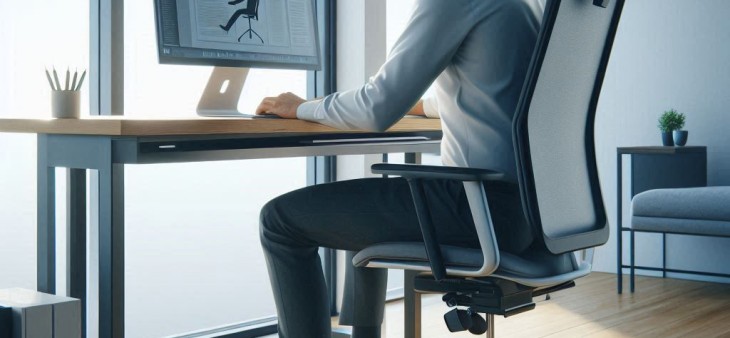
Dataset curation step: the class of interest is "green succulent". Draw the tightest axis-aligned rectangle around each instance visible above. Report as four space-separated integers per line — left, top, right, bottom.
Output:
658 109 686 133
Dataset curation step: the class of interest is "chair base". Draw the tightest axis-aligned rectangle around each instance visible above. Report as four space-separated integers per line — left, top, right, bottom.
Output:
238 28 264 43
238 17 264 43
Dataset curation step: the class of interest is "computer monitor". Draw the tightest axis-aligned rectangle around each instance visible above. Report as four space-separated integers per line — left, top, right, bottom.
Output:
154 0 320 117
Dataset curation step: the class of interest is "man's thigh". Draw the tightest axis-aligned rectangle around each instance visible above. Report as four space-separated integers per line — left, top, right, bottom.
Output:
262 177 480 251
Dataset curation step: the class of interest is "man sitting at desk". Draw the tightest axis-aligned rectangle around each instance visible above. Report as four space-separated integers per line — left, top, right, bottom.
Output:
255 0 544 336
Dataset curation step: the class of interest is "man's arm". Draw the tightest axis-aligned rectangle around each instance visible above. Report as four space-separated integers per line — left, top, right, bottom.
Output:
257 0 471 129
258 98 428 119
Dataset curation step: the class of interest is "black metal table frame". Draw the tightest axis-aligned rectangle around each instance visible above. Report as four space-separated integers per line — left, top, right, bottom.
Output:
36 131 441 338
626 229 730 293
615 146 708 294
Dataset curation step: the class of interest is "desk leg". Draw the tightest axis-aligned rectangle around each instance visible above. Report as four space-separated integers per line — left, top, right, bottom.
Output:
405 153 421 166
403 153 422 338
96 164 125 338
67 169 87 337
37 135 56 294
616 153 623 294
404 270 421 338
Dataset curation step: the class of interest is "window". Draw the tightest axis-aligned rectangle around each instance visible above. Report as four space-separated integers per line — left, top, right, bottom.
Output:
123 2 308 336
0 0 90 290
0 1 309 336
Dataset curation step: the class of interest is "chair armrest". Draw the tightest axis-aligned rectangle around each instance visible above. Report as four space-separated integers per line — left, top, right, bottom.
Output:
371 163 505 182
372 163 504 281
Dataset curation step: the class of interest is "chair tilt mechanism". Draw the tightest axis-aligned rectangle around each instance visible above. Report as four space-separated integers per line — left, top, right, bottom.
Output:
417 275 575 333
424 277 540 318
353 0 625 335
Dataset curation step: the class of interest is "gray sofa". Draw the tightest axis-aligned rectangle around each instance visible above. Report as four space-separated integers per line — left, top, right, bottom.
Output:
627 186 730 291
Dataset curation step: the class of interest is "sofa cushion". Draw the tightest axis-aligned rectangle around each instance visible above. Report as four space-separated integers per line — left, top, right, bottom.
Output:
631 187 730 236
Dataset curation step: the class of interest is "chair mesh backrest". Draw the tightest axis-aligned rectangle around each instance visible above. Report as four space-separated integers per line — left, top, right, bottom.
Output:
514 0 625 254
248 0 259 13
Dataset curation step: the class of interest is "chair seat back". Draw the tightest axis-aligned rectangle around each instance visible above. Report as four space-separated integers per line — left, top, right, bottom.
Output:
514 0 625 254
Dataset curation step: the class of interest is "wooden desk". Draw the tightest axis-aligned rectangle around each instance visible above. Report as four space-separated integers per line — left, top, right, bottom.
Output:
0 117 442 338
0 116 440 136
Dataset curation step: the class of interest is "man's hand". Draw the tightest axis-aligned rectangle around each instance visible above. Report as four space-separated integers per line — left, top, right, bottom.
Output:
256 92 306 119
407 101 426 116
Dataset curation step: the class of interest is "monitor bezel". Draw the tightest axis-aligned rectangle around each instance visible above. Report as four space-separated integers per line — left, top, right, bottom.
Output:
154 0 322 71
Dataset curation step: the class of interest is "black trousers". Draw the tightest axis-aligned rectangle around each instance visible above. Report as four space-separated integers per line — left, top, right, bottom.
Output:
259 177 529 338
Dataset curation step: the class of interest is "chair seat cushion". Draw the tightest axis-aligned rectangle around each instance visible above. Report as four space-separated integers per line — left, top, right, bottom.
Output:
631 187 730 236
352 242 577 279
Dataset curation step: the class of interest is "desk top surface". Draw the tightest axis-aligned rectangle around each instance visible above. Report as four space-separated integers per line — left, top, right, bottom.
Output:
0 116 441 137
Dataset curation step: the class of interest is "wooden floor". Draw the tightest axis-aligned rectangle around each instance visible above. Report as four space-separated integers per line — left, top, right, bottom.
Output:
370 273 730 337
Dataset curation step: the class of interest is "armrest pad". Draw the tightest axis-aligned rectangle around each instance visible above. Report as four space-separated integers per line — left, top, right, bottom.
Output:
371 163 505 182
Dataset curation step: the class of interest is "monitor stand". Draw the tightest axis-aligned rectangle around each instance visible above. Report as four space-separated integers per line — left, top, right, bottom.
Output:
197 66 251 117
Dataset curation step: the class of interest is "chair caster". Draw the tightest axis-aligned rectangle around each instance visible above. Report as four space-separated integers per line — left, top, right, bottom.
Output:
444 308 488 335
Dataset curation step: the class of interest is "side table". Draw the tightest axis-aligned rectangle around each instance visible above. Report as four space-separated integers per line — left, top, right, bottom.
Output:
616 146 707 293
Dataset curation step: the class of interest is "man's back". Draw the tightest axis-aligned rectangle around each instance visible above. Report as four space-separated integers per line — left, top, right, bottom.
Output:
425 0 544 180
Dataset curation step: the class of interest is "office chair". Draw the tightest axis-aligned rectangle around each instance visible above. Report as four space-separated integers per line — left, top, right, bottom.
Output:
219 0 264 44
351 0 624 336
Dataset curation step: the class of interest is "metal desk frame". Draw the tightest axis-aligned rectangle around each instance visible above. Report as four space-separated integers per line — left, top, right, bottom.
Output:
36 131 441 338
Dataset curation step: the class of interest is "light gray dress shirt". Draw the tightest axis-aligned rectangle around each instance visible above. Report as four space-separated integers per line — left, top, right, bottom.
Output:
297 0 544 181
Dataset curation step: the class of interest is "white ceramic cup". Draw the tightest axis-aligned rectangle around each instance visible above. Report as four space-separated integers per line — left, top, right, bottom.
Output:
52 90 80 119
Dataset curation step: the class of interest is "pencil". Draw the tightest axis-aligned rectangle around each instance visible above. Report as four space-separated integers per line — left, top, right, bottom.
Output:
45 69 56 91
65 68 70 90
75 70 87 91
52 68 62 91
71 69 78 91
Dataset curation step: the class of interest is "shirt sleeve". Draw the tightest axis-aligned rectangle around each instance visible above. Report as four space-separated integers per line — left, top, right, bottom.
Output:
297 0 474 131
422 95 440 119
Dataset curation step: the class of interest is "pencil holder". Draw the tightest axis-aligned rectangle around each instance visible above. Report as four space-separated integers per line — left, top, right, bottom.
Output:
52 90 80 119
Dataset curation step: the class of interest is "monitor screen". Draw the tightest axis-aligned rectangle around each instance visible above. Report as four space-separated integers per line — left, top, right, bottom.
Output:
155 0 321 70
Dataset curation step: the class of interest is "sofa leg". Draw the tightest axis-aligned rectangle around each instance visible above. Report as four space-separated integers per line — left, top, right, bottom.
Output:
630 230 635 293
662 233 667 278
404 270 421 338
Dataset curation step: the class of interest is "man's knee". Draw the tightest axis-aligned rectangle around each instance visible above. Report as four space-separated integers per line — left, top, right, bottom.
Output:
259 191 303 246
260 195 285 237
259 186 324 248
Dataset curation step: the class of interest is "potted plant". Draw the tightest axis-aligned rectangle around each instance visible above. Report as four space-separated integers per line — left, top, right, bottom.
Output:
657 109 686 146
672 114 688 146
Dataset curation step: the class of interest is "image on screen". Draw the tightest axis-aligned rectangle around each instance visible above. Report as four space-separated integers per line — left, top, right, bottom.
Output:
155 0 320 70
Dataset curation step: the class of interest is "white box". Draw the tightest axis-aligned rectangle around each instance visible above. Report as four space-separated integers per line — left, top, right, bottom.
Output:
0 289 81 338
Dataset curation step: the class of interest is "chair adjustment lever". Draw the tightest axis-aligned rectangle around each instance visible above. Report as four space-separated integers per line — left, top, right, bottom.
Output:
443 292 474 307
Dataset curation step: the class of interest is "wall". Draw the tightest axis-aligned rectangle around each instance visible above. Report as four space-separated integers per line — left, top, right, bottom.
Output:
592 0 730 281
